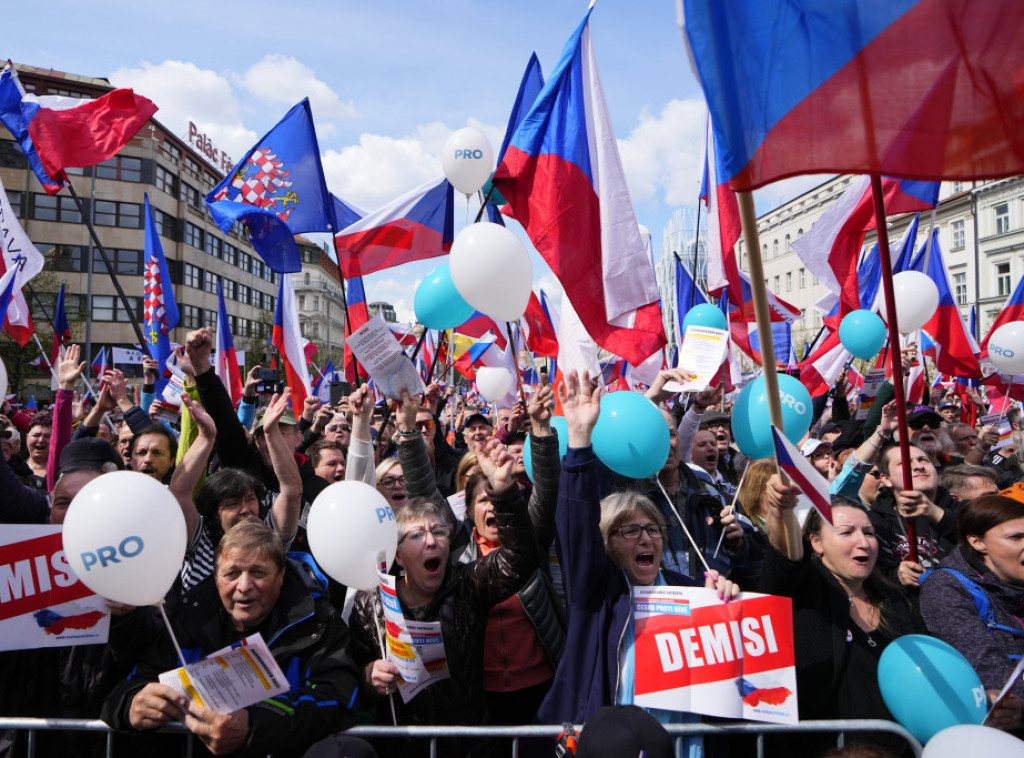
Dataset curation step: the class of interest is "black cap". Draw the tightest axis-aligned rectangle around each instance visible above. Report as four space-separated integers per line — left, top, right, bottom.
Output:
576 705 673 758
908 407 942 428
58 438 124 476
464 412 492 428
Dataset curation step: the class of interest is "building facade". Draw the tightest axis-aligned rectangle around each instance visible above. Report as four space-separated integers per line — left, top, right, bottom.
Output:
293 238 349 357
0 63 280 368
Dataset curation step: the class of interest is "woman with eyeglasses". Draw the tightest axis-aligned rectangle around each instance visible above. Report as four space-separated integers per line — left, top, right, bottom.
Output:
537 371 737 753
348 439 538 758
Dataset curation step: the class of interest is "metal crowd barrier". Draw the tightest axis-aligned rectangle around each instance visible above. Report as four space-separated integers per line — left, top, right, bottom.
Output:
0 717 923 757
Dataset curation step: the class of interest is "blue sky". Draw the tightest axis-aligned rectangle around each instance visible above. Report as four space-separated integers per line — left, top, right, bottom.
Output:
6 0 822 322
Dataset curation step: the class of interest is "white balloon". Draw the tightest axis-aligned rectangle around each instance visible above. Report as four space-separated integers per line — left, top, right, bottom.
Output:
62 471 187 606
0 355 7 401
450 221 533 322
892 270 939 332
923 724 1024 757
987 321 1024 375
306 481 398 591
476 367 513 402
441 127 494 196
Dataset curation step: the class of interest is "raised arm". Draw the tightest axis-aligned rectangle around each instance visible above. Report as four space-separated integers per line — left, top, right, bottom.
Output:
170 395 216 539
763 474 802 562
345 384 377 486
525 378 561 552
48 345 85 491
262 388 302 541
395 388 453 516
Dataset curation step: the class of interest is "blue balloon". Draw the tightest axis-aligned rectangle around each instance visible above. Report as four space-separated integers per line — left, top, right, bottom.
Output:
839 309 887 360
681 303 727 334
414 264 476 329
523 416 569 481
592 391 670 479
731 374 813 459
878 634 986 743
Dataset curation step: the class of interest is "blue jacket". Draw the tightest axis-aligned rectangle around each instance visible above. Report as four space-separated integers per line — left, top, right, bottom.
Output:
537 446 697 724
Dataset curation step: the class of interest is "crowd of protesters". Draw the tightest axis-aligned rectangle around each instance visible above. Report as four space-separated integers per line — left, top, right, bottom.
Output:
2 327 1024 757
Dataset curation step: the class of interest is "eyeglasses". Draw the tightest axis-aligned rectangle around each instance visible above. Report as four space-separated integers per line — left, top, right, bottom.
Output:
909 418 940 431
614 523 667 541
327 424 351 433
379 475 406 488
399 525 452 544
415 419 435 432
867 469 882 479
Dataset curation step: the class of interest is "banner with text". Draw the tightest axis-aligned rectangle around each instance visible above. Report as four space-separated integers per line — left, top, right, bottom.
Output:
0 525 109 651
633 586 797 724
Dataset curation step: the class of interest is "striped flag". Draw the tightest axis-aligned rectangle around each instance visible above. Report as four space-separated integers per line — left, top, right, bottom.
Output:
771 426 833 525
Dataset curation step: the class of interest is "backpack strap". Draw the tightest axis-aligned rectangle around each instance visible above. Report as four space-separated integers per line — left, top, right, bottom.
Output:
925 567 1024 643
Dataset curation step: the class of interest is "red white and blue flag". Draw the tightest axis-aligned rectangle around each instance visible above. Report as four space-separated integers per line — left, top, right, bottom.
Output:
0 174 43 346
312 359 339 403
981 273 1024 352
207 100 334 274
520 291 559 359
771 426 833 525
683 0 1024 190
0 65 157 193
215 280 243 407
91 347 107 383
454 333 503 381
493 7 666 367
917 229 981 378
334 177 454 279
343 275 370 384
272 274 311 407
142 194 179 394
457 310 509 351
50 283 71 369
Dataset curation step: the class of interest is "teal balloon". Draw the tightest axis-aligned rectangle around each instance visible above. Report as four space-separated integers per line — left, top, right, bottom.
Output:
414 264 475 329
682 303 727 334
839 309 887 359
878 634 986 743
523 416 569 481
592 391 669 479
731 375 813 459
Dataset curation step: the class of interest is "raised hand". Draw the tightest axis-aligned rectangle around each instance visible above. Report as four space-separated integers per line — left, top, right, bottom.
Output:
57 344 85 391
476 437 515 492
557 370 601 447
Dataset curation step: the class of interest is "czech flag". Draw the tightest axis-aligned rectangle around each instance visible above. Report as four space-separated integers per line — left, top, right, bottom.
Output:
521 291 559 359
683 0 1024 190
772 426 833 526
493 7 666 367
334 177 454 279
981 273 1024 351
343 275 370 383
50 283 71 368
215 280 243 407
272 274 312 407
0 65 157 193
917 229 981 379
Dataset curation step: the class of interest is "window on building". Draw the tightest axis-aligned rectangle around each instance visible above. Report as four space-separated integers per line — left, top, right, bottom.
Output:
92 295 142 322
773 275 780 293
49 244 87 272
239 253 251 274
154 164 177 195
238 284 250 305
952 219 965 249
161 141 182 164
151 208 177 240
182 304 202 329
32 193 81 223
309 322 319 339
223 279 236 300
0 139 28 170
298 295 305 310
184 222 203 249
95 156 142 182
205 309 218 328
223 244 237 266
204 233 221 259
952 271 968 305
773 240 779 258
94 200 141 229
762 244 767 259
92 248 142 276
183 263 202 289
6 189 23 217
266 295 275 312
180 181 201 209
785 233 791 252
786 272 793 292
953 181 964 193
997 261 1012 296
996 203 1010 234
312 295 320 311
252 259 264 279
799 268 806 288
204 272 218 295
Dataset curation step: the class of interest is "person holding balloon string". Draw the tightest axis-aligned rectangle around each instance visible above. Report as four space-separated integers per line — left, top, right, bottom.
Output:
347 437 539 758
919 494 1024 731
760 476 924 755
535 369 739 752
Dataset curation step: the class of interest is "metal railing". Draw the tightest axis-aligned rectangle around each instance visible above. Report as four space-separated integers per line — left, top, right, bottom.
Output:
0 717 923 757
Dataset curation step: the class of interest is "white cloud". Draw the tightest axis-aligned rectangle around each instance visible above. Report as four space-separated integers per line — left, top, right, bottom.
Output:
240 54 357 133
617 97 707 208
321 133 442 211
109 60 257 159
363 275 421 325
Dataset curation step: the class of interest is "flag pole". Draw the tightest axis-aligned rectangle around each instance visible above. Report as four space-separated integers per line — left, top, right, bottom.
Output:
870 175 919 563
63 181 152 358
327 234 364 388
505 322 528 409
737 191 801 554
690 200 703 309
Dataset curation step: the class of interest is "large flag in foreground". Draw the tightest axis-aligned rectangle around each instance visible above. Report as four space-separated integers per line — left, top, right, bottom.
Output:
0 65 157 193
272 275 312 407
333 177 454 279
207 100 333 274
0 174 44 345
142 194 179 393
683 0 1024 190
493 7 666 367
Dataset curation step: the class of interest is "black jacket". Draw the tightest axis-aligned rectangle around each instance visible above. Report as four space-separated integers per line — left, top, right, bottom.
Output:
870 485 960 582
102 557 361 758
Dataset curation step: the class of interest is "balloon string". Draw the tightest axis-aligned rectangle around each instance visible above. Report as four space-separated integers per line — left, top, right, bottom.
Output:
157 599 188 669
375 594 399 726
713 463 750 561
655 478 713 577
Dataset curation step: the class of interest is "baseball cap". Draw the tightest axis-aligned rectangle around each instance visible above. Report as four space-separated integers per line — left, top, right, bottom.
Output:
800 438 833 457
576 705 673 758
464 412 492 428
58 438 124 475
253 407 298 434
907 407 942 429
